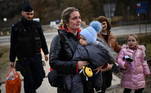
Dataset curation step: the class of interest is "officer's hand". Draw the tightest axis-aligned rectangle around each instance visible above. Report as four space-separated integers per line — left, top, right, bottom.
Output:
44 55 48 61
10 62 15 68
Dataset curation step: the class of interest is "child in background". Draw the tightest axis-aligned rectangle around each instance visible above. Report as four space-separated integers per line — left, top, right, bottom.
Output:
117 34 150 93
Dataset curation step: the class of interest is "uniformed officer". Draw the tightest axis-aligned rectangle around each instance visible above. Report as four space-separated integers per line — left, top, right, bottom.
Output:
9 3 48 93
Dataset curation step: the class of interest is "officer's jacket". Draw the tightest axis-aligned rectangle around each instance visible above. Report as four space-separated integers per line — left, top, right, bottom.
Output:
10 18 48 62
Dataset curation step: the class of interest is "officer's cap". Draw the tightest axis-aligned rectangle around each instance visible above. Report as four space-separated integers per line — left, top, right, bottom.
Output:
21 3 33 12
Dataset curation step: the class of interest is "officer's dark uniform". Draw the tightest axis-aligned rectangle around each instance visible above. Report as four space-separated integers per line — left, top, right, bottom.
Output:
9 9 48 93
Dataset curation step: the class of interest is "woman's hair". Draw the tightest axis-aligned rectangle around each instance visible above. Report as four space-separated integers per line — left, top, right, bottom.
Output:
96 16 111 31
127 34 139 41
61 7 79 24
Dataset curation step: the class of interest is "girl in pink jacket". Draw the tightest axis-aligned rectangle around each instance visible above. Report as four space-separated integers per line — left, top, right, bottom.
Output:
117 34 150 93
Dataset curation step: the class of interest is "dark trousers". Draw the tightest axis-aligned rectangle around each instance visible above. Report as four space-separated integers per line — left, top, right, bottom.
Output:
98 70 112 93
65 74 83 93
124 88 144 93
16 54 45 93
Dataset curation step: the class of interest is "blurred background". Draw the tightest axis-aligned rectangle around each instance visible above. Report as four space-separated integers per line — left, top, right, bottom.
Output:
0 0 151 28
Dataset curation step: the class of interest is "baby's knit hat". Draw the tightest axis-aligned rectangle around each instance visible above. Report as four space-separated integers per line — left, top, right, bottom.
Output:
80 21 102 44
89 21 102 33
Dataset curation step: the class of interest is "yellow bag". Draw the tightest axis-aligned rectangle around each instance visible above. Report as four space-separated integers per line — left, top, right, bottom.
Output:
5 68 21 93
79 66 93 81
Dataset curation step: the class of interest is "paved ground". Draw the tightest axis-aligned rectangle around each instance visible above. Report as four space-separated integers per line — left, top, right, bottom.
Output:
0 73 121 93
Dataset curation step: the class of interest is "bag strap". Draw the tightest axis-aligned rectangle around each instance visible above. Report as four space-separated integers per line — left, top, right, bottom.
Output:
58 30 75 54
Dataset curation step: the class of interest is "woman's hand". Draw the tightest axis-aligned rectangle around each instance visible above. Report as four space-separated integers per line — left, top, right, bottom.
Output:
94 65 103 73
94 64 113 73
77 61 88 69
106 64 113 70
